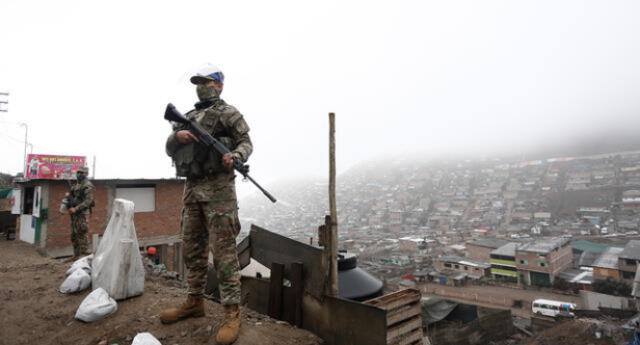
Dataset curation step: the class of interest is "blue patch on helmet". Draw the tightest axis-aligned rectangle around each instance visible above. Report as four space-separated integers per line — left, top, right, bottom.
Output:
208 72 224 83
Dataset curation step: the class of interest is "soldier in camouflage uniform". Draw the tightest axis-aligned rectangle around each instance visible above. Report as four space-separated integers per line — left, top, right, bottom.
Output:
161 64 252 345
67 166 94 260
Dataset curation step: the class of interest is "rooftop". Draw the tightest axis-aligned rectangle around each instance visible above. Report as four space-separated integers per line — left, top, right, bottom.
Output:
571 239 626 254
517 237 570 254
491 242 518 257
399 236 426 243
578 251 600 267
439 255 490 269
468 238 511 249
620 240 640 260
557 268 594 284
591 247 624 269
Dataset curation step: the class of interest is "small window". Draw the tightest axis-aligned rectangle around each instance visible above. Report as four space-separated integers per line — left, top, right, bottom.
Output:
444 263 452 268
115 185 156 213
454 265 460 269
464 266 468 270
626 259 637 266
474 268 479 271
519 259 528 265
539 262 547 267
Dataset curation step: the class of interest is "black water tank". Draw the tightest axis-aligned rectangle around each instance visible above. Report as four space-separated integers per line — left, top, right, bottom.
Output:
338 252 383 301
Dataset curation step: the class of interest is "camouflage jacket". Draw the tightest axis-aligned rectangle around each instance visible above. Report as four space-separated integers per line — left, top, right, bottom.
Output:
166 99 253 204
70 179 95 214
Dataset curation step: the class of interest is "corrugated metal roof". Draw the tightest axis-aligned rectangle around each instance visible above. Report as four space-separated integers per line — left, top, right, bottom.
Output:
558 268 594 284
517 237 570 254
571 239 626 253
592 247 624 269
578 251 600 267
620 240 640 260
491 242 518 257
439 255 490 269
469 238 511 249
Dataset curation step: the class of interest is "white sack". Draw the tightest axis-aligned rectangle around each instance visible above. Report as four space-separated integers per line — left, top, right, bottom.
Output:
92 199 145 300
75 287 117 322
66 254 94 276
132 332 162 345
59 268 91 293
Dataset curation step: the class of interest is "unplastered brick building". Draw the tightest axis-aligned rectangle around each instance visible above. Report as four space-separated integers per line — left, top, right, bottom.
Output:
13 178 185 271
515 237 572 286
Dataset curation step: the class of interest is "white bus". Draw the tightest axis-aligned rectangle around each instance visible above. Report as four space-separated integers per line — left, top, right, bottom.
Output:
532 299 576 317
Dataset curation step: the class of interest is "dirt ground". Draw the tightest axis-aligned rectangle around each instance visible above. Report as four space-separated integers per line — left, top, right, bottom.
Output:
520 318 632 345
0 238 323 345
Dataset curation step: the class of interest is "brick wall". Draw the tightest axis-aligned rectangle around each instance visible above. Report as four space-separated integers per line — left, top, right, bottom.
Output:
45 180 183 249
132 182 183 239
515 245 573 277
46 181 80 248
466 244 494 262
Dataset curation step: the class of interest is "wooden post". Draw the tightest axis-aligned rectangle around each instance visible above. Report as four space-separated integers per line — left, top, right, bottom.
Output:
328 112 339 297
291 262 304 327
268 262 284 319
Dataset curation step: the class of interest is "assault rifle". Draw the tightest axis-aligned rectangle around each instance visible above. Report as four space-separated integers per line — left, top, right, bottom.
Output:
164 103 277 203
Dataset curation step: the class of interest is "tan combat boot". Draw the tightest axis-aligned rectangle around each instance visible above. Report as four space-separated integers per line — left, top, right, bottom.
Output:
215 304 241 344
160 295 205 324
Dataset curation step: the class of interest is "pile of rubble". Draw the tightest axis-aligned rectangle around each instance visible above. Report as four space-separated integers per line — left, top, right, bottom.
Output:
521 318 633 345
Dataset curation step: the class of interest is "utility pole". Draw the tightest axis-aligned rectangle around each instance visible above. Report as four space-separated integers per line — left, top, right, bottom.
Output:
20 123 28 174
318 112 339 297
328 112 339 296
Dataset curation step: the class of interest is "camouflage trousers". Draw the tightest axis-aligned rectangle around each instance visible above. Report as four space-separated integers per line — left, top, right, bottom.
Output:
70 213 89 256
182 201 241 305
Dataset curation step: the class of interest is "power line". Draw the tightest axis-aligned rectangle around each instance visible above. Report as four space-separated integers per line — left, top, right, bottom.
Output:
0 130 38 150
0 131 26 144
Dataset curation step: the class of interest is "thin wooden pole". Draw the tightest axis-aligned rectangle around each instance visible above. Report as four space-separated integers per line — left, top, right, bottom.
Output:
328 112 339 296
268 262 284 319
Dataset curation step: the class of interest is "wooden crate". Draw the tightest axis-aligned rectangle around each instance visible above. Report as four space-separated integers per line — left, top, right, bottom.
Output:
365 289 424 345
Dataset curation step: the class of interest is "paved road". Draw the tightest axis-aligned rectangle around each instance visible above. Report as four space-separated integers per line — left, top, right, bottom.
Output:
419 282 581 319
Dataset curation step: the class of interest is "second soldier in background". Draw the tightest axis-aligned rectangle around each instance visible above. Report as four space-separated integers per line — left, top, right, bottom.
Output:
161 64 252 345
67 166 94 262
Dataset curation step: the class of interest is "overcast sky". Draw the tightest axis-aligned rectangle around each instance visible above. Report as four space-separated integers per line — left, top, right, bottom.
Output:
1 0 639 197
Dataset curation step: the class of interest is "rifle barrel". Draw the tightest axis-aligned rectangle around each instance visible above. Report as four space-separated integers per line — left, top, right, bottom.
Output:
245 174 277 203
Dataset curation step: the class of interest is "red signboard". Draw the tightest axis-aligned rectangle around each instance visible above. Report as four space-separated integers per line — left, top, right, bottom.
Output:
25 154 86 180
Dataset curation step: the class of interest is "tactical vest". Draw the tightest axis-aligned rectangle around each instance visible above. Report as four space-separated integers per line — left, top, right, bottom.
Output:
70 180 95 210
172 103 236 178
